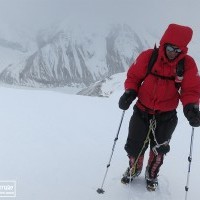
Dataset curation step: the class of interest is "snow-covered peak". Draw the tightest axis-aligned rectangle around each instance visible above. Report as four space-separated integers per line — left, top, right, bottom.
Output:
0 23 152 88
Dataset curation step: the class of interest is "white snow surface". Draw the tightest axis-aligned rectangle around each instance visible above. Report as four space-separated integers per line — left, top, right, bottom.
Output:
0 86 199 200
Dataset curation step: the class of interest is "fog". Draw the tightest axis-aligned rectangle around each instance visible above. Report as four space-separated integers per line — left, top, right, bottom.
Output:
0 0 200 33
0 0 200 58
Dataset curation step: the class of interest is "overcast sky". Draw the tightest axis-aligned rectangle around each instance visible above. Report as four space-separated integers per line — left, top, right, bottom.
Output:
0 0 200 41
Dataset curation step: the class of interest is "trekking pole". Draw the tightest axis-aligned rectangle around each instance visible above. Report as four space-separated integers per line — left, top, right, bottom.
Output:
97 110 125 194
185 127 195 200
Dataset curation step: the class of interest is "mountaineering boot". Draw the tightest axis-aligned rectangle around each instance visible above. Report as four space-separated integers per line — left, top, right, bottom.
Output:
145 166 158 191
145 150 164 191
121 167 141 184
121 155 144 184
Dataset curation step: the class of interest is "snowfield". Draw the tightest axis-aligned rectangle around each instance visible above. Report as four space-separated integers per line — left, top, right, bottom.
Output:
0 86 199 200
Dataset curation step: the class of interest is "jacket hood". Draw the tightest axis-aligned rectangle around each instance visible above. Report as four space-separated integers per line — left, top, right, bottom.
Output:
159 24 193 64
160 23 193 51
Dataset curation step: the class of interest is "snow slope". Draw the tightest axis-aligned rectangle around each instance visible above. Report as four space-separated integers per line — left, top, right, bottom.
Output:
0 86 199 200
77 72 126 97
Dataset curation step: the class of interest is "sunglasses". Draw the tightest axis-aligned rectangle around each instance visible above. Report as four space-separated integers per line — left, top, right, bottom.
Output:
166 45 182 53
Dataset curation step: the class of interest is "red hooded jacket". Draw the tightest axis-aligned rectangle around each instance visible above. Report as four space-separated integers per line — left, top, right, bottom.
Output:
125 24 200 112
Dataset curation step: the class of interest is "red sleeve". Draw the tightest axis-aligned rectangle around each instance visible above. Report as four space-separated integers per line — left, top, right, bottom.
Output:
180 56 200 106
124 49 153 93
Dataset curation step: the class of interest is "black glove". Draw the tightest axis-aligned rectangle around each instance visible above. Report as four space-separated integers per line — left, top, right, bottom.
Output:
118 90 137 110
184 103 200 127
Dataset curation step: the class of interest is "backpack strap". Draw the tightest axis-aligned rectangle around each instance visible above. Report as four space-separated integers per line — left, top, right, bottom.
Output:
145 44 159 78
150 72 175 80
145 45 185 88
145 45 174 80
175 58 185 89
176 58 185 77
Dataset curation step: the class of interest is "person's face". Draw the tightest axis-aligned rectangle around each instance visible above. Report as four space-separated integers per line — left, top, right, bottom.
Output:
165 44 181 60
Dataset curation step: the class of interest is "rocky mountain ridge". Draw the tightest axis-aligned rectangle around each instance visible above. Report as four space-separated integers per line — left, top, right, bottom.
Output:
0 23 153 88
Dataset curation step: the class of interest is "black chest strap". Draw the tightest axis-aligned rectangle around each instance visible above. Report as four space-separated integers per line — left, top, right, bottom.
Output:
145 45 185 88
150 72 175 80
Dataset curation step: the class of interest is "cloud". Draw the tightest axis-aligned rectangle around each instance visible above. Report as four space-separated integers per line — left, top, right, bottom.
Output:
0 0 199 35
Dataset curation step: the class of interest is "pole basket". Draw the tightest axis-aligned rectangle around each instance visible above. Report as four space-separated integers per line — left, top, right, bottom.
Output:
97 188 105 194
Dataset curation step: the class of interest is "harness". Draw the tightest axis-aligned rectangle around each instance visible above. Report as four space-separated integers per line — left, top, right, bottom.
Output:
130 115 168 176
149 116 169 155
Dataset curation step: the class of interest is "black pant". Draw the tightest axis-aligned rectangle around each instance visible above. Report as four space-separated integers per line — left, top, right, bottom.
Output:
125 106 178 157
